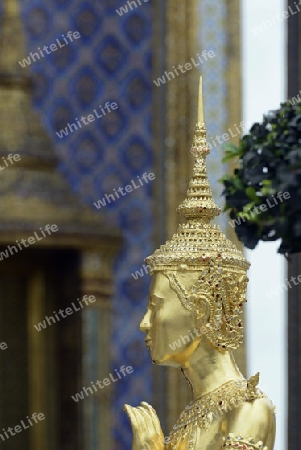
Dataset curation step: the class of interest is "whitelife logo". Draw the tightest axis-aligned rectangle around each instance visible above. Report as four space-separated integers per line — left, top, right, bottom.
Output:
93 172 155 210
71 366 133 402
0 153 21 170
153 50 215 87
251 2 301 36
288 90 301 106
229 192 291 228
131 263 150 280
56 102 118 139
34 295 96 332
266 274 301 299
0 225 58 261
116 0 149 16
0 413 45 443
18 31 81 68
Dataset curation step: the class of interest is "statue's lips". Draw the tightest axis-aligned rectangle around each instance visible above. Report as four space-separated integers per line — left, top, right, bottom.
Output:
144 338 152 347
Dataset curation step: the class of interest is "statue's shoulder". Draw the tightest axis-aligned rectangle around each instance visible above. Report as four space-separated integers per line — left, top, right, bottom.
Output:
169 378 276 450
222 396 276 449
223 374 276 440
191 397 276 450
228 395 275 426
191 379 276 450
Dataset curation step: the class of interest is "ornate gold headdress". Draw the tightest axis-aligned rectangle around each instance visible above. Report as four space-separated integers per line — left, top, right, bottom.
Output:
146 77 250 349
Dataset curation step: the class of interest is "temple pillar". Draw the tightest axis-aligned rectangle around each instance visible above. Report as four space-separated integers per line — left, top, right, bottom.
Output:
80 250 117 450
287 1 301 448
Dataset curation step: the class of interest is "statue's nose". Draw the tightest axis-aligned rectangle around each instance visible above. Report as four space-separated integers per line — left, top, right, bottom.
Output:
139 309 151 333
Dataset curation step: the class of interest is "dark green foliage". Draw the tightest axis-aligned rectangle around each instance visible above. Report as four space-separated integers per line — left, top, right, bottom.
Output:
221 101 301 254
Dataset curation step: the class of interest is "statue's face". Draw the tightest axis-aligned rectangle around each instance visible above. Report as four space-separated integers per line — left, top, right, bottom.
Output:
140 272 203 367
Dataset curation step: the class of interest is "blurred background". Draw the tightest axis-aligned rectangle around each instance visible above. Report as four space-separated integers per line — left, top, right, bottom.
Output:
0 0 297 449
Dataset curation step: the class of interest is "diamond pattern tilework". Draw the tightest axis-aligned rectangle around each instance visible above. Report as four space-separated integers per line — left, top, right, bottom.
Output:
18 0 154 448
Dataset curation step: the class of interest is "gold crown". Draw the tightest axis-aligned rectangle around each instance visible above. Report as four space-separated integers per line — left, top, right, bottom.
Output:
146 78 249 274
145 77 250 349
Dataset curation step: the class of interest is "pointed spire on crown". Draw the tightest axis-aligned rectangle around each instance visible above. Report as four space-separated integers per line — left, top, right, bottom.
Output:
177 76 221 222
145 76 249 274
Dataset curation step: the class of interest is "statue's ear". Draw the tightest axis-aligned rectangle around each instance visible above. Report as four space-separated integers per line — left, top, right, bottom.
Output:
193 295 211 325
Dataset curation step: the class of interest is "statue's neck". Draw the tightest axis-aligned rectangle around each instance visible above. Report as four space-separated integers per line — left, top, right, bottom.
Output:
181 341 244 400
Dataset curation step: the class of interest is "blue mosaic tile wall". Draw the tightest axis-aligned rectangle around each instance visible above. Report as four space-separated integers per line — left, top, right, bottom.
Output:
19 0 154 448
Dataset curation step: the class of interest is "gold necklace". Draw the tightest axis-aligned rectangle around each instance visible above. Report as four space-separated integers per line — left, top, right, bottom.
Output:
165 376 266 450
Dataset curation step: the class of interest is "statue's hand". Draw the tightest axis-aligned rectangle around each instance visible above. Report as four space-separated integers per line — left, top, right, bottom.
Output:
124 401 164 450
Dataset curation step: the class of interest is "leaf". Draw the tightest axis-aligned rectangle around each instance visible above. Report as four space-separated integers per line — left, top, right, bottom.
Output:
260 180 275 196
245 187 258 202
223 142 240 153
222 142 242 163
242 201 256 214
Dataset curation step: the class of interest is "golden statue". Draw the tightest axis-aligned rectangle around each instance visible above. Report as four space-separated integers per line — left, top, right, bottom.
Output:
124 78 276 450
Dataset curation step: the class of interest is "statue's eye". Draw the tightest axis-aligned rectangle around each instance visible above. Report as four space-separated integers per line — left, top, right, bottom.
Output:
150 297 164 309
151 301 159 310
